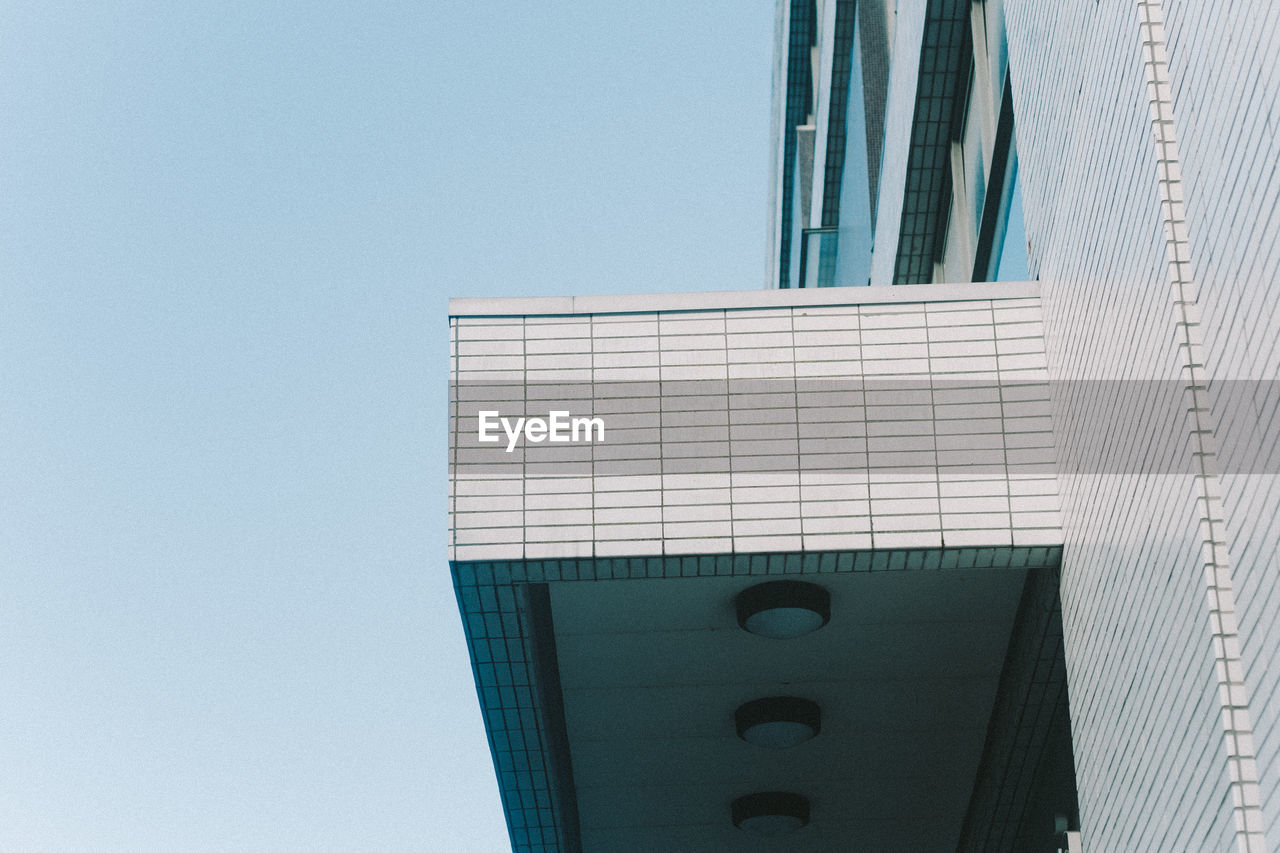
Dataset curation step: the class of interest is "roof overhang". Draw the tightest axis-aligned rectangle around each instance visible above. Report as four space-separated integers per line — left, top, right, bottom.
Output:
452 546 1062 850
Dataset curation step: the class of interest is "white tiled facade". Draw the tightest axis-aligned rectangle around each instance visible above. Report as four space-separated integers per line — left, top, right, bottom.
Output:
1162 1 1280 847
449 283 1061 563
1010 0 1277 849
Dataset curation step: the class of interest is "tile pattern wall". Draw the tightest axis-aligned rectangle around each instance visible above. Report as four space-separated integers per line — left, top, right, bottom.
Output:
1137 3 1264 848
1162 0 1280 844
449 293 1061 562
1007 0 1270 848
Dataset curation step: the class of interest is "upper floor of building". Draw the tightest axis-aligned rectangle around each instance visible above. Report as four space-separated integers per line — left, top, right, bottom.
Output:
767 0 1028 289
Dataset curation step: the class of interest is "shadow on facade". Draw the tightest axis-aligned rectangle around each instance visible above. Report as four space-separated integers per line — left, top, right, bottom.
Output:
957 563 1080 852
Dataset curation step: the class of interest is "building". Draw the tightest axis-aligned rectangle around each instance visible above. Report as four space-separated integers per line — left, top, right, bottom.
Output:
768 0 1028 290
449 1 1280 850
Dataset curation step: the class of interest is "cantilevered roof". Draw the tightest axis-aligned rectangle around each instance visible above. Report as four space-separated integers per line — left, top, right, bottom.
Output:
447 284 1063 850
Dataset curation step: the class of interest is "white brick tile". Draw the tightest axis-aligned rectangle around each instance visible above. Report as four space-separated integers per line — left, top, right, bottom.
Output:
593 521 663 538
459 339 525 356
523 323 591 340
994 337 1046 356
942 529 1012 547
859 307 926 326
524 525 594 543
997 367 1049 382
801 481 871 501
657 317 725 336
453 478 524 496
732 501 802 520
726 331 792 348
992 305 1042 324
931 355 999 373
725 313 792 333
940 513 1011 530
593 320 659 337
861 357 930 375
1009 494 1060 514
791 329 859 346
661 440 732 458
453 527 522 547
733 470 802 487
590 477 660 496
803 532 875 550
802 515 872 534
791 314 861 331
527 367 591 381
860 326 930 344
997 321 1044 339
1009 527 1060 548
592 335 659 353
663 537 733 555
730 422 799 441
524 492 592 510
593 490 662 508
661 472 731 490
940 495 1010 514
457 354 525 371
659 489 730 508
452 543 523 561
453 495 524 513
928 324 997 342
794 360 860 377
800 498 871 517
1010 511 1062 529
525 353 591 369
798 437 865 455
456 324 523 340
793 344 861 360
733 518 802 536
663 504 731 523
997 352 1049 371
661 409 729 427
594 539 663 557
660 364 728 380
593 351 659 368
929 339 997 357
792 305 860 316
523 509 592 527
732 534 803 552
726 346 789 364
1006 476 1057 497
727 360 795 379
660 348 727 366
873 530 942 548
524 541 593 559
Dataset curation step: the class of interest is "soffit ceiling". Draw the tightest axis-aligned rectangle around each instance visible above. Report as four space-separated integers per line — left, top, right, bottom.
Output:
550 567 1025 852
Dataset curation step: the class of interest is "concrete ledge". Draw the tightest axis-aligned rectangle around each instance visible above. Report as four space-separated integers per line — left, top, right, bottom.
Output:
448 281 1040 318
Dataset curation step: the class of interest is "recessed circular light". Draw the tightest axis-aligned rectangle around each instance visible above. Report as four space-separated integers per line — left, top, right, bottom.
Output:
731 791 810 836
735 696 821 748
735 580 830 638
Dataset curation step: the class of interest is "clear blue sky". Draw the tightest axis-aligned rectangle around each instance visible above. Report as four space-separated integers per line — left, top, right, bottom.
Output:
0 2 772 850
